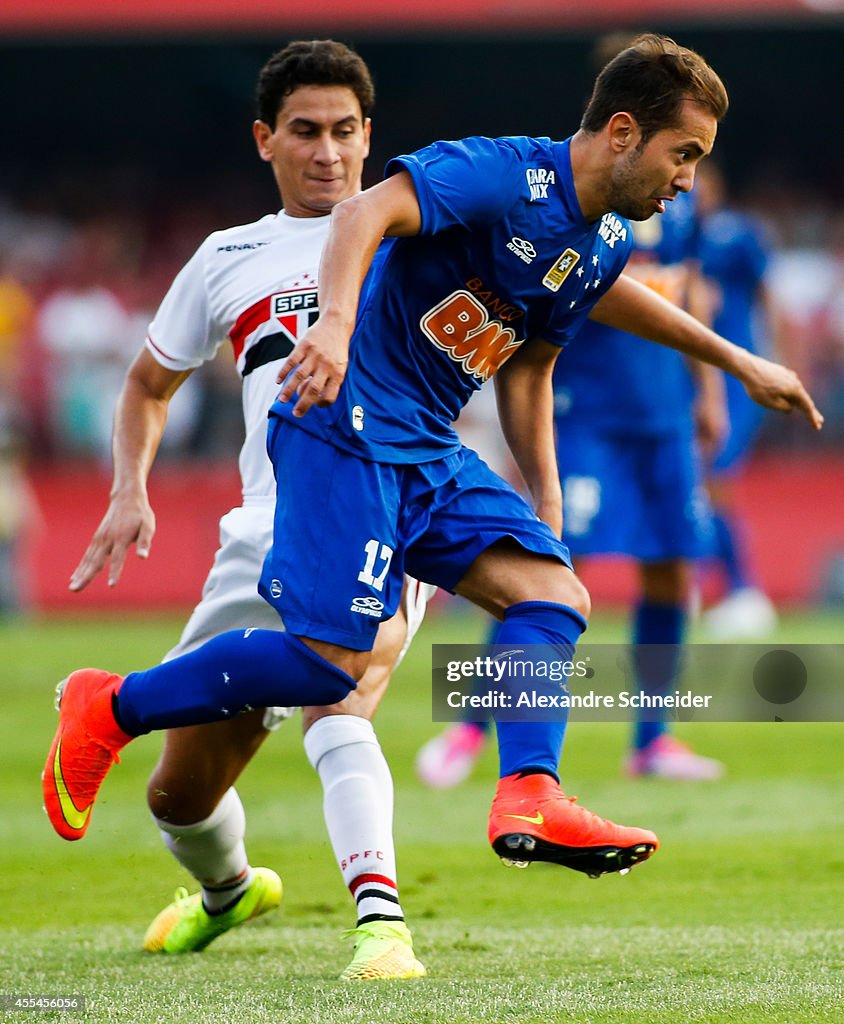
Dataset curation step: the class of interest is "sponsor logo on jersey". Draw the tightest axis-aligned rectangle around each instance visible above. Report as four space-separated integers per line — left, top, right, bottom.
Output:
421 290 522 381
542 248 580 292
598 213 628 249
270 579 283 599
507 236 536 264
464 278 524 323
525 167 556 201
352 405 365 432
350 596 385 617
216 242 271 252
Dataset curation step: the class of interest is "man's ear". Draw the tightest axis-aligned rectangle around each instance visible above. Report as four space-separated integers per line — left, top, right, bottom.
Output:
253 120 274 162
606 111 641 153
362 117 372 160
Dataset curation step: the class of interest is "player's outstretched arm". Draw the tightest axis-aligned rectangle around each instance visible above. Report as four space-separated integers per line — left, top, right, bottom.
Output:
69 351 191 591
590 274 823 431
276 171 422 417
494 338 563 536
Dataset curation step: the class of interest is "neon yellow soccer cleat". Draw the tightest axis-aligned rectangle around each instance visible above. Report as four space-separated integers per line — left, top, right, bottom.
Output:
143 867 282 953
340 920 426 981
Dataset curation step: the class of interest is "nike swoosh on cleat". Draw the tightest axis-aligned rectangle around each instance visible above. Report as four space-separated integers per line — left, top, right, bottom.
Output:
502 812 544 825
53 738 93 832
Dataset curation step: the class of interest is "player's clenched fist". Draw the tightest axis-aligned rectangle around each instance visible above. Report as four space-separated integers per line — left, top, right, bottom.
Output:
276 315 351 417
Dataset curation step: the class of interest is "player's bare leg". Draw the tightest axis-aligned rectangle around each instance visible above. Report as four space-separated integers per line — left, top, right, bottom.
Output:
626 560 724 781
148 710 271 825
140 629 367 954
457 540 659 876
142 710 281 952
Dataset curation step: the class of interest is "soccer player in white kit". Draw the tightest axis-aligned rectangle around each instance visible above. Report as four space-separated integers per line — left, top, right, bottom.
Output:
69 40 429 981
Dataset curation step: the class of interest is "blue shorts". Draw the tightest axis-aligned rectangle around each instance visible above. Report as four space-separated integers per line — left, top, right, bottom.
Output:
259 418 572 650
710 376 765 474
555 419 712 562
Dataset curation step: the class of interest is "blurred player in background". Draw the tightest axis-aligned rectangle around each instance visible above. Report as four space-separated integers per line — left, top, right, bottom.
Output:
67 40 428 981
46 35 822 911
696 160 783 638
418 37 725 788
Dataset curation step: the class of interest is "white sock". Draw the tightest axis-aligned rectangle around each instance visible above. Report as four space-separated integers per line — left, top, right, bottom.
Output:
304 715 404 925
153 787 253 913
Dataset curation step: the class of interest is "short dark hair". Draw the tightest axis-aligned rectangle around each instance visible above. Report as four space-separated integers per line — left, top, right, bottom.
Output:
256 40 375 127
581 33 728 142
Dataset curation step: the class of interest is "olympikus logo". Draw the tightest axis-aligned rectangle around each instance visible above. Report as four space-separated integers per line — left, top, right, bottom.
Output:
350 596 384 617
421 290 521 381
507 237 536 264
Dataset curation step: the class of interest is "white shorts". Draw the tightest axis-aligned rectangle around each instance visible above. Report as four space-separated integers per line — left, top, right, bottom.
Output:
164 499 435 730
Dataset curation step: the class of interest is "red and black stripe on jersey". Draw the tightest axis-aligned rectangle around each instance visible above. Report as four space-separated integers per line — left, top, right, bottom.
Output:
229 288 318 378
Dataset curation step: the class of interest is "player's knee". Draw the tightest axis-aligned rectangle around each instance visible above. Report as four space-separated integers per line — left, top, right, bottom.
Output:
562 575 591 620
641 560 689 603
298 636 370 685
540 571 590 620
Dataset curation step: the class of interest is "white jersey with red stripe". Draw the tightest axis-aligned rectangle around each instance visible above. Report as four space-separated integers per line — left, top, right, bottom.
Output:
146 210 326 501
148 209 437 713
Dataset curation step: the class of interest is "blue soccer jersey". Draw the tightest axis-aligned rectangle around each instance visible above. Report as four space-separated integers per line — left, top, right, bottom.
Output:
270 135 633 462
699 208 771 471
553 191 699 434
698 208 769 355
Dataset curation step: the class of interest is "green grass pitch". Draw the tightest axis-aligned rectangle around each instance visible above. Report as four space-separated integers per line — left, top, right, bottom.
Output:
1 608 842 1023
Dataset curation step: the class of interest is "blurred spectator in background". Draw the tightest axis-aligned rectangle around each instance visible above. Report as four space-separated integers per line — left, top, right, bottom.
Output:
0 404 41 615
696 161 784 637
36 222 136 460
0 250 34 394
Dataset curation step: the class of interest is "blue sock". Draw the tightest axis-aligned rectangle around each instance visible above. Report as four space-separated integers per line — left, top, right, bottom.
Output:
711 511 750 592
632 600 686 750
116 630 356 735
494 601 587 780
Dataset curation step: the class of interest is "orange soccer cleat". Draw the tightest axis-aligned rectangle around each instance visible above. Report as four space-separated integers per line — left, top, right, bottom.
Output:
488 772 659 878
42 669 133 841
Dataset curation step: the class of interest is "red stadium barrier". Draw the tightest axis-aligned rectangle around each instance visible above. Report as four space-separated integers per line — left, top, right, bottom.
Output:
21 452 844 612
25 461 241 612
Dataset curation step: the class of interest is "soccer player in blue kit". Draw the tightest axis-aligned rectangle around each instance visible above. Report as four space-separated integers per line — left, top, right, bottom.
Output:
418 189 727 788
45 36 822 884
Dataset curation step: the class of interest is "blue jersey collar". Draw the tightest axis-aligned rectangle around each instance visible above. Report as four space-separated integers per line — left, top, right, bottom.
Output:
552 137 590 231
